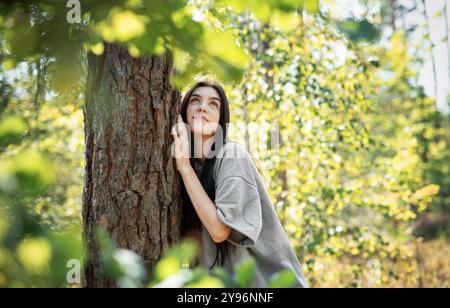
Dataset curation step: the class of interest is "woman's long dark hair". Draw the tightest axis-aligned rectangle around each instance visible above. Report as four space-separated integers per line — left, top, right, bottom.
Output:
179 79 234 269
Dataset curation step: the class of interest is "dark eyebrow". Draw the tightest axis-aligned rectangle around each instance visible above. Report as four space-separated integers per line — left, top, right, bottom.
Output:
190 93 221 102
209 97 221 102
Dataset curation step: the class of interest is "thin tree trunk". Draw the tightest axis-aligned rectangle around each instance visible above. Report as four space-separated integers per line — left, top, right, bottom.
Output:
82 43 182 287
33 56 47 119
276 134 288 223
390 0 397 33
0 79 10 116
414 239 425 288
34 57 42 112
242 74 251 150
421 0 438 98
444 0 450 81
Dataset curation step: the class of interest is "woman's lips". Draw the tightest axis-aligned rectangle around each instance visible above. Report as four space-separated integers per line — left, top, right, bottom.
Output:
193 115 208 122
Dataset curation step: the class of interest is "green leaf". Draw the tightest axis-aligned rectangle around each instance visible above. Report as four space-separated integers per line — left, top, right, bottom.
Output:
211 266 234 287
3 12 40 58
0 149 56 193
300 0 319 14
267 269 297 288
0 116 27 148
184 276 224 288
336 19 380 43
154 257 182 282
95 9 148 43
234 258 257 288
270 11 299 33
201 28 249 69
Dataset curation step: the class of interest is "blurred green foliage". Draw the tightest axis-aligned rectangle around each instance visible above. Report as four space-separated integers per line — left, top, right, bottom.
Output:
0 113 82 287
95 228 146 288
148 239 298 288
85 234 298 288
0 0 380 90
223 10 448 287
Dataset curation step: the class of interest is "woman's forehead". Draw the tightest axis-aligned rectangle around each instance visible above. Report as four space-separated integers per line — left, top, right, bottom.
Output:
192 86 220 99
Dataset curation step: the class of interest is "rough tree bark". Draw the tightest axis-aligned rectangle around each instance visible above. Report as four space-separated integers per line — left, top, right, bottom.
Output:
82 43 182 287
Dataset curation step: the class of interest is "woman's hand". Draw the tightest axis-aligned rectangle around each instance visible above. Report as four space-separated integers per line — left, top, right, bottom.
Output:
171 114 192 176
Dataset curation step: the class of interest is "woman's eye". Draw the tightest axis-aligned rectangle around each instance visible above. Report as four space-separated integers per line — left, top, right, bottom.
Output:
190 99 199 104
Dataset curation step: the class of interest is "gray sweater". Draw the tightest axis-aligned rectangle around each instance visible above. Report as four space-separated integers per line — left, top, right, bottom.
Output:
195 141 308 288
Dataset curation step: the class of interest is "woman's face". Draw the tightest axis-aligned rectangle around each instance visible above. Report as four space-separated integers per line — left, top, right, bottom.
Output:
186 86 221 137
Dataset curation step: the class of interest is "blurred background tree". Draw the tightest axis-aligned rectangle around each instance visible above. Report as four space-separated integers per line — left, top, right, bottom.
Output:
0 0 448 287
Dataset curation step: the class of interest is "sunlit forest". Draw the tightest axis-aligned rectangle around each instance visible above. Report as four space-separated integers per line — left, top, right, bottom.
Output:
0 0 449 288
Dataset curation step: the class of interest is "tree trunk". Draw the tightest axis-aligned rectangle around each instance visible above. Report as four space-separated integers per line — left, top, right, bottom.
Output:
82 43 182 287
444 0 450 81
421 0 438 98
390 0 397 33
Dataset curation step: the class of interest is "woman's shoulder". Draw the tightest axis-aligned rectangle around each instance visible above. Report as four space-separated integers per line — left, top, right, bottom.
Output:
214 140 257 181
216 140 251 160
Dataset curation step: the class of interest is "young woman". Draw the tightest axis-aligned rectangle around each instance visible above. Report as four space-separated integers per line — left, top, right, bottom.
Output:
171 79 308 288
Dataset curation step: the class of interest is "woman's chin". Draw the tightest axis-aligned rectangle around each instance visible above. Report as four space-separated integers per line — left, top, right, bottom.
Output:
192 130 215 137
190 123 218 137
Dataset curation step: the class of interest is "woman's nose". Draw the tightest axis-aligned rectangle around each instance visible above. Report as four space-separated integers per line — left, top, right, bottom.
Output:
197 101 208 111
